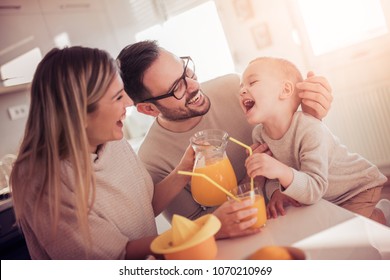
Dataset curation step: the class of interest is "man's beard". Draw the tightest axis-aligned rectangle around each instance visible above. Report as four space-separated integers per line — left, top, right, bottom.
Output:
155 91 211 121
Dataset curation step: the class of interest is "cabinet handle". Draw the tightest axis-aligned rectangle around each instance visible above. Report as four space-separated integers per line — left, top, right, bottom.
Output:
59 3 90 10
0 5 22 10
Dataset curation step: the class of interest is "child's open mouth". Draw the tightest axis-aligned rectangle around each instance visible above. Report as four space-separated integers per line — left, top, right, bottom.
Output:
243 99 255 113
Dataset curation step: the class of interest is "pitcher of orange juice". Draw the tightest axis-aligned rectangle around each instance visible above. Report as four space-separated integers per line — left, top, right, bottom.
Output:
190 129 237 207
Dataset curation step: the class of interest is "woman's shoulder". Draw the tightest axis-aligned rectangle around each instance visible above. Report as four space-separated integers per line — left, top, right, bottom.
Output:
105 138 134 154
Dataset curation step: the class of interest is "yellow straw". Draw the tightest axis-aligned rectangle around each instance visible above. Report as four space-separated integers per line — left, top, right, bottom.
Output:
228 137 254 192
178 170 241 202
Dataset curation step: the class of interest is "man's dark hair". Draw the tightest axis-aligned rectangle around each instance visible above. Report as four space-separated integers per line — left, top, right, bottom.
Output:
116 40 160 104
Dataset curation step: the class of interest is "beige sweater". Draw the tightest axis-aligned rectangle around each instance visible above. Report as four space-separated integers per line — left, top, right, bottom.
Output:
252 112 387 205
21 138 157 259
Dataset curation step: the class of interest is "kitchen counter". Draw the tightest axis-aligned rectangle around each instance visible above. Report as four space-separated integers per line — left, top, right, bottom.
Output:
216 199 390 260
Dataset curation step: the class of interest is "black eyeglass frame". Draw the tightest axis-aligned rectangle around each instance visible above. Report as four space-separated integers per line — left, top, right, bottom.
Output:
140 56 195 103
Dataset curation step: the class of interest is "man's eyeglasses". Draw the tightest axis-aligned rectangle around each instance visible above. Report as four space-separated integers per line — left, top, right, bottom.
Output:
141 56 195 103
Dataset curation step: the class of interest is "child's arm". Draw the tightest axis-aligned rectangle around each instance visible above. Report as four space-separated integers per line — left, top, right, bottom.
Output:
246 115 329 206
245 153 294 187
245 153 304 217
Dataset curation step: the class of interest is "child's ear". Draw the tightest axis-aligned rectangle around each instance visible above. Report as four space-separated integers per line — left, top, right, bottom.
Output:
136 102 160 117
279 80 294 100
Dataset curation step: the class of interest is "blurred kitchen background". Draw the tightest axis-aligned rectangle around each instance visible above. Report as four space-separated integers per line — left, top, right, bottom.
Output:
1 0 389 259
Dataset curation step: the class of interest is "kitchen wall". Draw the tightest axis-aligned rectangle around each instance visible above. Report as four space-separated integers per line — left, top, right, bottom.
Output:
215 0 306 72
0 86 29 157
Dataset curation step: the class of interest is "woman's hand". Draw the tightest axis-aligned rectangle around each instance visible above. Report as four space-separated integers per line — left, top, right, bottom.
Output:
213 199 261 239
297 71 333 120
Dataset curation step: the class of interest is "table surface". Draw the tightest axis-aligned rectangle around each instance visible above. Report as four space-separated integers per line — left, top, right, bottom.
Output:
215 199 390 260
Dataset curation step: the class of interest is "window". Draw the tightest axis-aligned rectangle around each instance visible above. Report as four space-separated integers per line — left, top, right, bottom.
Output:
136 1 234 82
297 0 387 56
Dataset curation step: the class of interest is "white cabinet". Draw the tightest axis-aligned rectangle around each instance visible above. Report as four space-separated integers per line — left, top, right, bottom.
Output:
0 0 51 63
42 11 118 56
38 0 118 56
0 13 52 66
38 0 105 13
0 0 51 85
45 12 119 56
0 0 40 15
0 0 120 87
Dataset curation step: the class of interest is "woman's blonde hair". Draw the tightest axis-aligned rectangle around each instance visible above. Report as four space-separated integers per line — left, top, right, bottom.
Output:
10 46 119 247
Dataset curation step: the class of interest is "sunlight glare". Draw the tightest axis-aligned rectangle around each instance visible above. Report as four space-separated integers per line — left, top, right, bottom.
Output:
298 0 387 55
136 1 234 82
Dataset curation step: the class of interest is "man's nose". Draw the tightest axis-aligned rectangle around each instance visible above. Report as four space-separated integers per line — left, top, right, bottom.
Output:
185 76 199 92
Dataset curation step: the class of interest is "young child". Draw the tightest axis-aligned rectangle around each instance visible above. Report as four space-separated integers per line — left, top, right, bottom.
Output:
240 57 389 226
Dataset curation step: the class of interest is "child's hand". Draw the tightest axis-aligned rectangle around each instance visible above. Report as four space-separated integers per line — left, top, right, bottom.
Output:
245 153 282 180
267 190 301 219
245 153 294 187
250 143 272 156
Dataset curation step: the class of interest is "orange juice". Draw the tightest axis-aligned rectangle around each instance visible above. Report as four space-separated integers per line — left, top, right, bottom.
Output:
191 157 237 206
242 194 267 228
230 182 267 228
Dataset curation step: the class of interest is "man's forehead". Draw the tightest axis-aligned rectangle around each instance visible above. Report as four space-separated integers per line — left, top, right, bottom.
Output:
143 50 182 92
159 49 182 64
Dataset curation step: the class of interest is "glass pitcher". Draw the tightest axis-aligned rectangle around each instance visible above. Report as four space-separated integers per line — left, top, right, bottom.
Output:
190 129 237 207
0 154 16 193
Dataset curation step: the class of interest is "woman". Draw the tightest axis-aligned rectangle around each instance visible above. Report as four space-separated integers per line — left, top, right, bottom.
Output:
10 46 195 259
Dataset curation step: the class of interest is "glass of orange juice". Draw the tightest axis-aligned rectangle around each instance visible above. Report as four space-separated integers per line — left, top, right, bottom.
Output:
230 182 267 228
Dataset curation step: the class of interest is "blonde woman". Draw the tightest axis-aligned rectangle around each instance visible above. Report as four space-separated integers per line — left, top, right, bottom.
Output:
10 46 194 259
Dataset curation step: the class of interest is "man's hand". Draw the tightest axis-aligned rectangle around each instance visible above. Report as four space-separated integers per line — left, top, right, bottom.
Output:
177 144 195 173
297 71 333 120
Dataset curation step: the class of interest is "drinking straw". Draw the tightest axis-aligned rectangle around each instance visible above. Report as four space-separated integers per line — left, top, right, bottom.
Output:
178 170 241 202
228 137 254 192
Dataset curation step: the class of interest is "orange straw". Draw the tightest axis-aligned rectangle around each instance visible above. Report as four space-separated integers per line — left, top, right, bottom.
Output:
228 137 254 192
178 170 241 202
